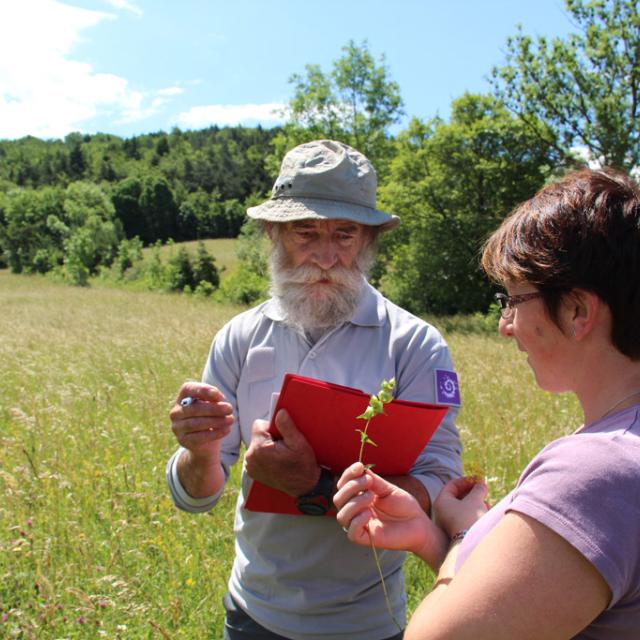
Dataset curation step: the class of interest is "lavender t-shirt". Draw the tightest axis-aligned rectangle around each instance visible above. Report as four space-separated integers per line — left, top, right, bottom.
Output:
456 405 640 639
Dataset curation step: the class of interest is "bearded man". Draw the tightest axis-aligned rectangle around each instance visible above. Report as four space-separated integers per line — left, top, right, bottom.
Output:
167 140 463 640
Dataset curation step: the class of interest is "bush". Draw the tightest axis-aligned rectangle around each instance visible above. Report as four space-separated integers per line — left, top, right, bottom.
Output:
217 265 269 305
114 237 143 277
193 280 216 298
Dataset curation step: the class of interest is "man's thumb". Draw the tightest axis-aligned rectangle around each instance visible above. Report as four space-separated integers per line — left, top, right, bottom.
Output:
276 409 300 442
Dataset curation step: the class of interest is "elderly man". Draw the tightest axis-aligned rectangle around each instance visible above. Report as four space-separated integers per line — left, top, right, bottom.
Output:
167 140 463 640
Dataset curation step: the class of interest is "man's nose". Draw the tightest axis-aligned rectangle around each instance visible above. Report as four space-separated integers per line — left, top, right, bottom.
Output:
311 239 338 270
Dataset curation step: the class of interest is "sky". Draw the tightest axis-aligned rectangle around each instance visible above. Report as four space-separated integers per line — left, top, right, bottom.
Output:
0 0 576 141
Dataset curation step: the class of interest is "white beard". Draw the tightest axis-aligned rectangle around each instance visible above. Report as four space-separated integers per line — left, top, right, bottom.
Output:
269 242 373 333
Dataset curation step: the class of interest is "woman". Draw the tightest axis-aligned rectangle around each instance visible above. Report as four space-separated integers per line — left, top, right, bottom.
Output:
334 168 640 639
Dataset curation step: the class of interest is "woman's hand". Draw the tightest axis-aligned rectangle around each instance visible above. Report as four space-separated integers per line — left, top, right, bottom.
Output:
433 476 489 538
335 462 445 562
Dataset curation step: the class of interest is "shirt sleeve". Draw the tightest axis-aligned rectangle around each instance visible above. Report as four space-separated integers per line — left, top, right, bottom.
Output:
166 448 224 513
507 434 640 605
166 318 245 512
395 323 463 505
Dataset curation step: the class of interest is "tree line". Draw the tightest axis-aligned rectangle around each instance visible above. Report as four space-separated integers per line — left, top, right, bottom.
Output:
1 0 638 314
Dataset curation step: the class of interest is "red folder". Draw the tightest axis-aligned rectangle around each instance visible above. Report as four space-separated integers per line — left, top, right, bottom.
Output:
244 373 448 516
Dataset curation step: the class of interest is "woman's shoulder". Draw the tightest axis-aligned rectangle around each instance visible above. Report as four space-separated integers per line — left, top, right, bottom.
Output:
523 407 640 482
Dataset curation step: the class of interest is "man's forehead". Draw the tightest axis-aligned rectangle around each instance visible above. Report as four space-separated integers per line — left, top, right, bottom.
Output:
289 219 363 232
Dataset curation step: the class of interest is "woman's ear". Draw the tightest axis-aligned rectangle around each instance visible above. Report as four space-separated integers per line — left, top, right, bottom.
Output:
569 289 601 340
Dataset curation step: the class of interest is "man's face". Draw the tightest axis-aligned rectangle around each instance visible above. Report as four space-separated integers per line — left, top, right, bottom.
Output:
269 219 375 332
277 219 368 272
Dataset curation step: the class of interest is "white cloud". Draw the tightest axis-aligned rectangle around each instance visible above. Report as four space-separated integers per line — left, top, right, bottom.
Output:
0 0 165 139
104 0 143 17
157 87 184 97
177 103 286 128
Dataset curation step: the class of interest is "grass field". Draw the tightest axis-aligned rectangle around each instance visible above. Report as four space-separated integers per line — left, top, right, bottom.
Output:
0 271 581 638
141 238 240 276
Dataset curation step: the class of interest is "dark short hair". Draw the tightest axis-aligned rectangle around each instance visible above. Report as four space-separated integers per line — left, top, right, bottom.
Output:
482 168 640 359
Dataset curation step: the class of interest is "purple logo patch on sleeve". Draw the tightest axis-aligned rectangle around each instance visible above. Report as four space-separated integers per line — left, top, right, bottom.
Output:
435 369 461 406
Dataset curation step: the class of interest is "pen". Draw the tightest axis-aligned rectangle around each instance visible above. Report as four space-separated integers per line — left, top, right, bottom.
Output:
180 396 196 407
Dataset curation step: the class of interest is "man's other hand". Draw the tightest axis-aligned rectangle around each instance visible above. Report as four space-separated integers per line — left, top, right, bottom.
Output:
245 409 320 496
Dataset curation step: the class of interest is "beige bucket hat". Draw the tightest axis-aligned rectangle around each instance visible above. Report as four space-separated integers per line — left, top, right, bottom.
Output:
247 139 400 230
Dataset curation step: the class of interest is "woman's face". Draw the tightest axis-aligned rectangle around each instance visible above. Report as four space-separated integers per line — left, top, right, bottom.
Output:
499 283 572 393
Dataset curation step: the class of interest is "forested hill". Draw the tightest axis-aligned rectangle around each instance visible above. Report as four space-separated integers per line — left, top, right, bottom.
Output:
3 1 639 315
0 126 278 242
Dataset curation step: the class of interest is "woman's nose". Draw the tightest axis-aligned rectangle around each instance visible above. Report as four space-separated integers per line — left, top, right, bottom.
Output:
498 315 514 338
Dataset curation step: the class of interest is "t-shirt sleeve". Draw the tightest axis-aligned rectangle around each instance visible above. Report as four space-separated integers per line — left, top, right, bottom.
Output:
507 434 640 605
393 320 463 504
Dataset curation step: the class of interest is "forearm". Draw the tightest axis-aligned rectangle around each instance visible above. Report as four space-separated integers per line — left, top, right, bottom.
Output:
404 540 462 640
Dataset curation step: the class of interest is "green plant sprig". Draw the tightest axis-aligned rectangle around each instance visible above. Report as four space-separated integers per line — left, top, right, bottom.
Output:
356 378 396 465
355 377 401 631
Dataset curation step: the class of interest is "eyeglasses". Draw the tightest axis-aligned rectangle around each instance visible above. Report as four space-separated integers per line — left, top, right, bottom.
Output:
494 292 543 319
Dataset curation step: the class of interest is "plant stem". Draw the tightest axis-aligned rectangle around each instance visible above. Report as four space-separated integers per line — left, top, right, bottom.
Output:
359 416 402 632
368 532 403 631
357 418 371 463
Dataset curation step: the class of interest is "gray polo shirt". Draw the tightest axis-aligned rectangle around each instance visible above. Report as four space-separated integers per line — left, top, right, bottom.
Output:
167 282 462 640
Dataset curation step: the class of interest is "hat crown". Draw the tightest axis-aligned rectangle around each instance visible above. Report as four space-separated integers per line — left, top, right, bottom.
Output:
272 140 377 209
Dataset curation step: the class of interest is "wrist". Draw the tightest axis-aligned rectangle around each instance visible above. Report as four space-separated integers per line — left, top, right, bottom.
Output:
297 465 323 497
296 467 336 516
411 513 449 569
450 528 469 544
183 441 222 465
178 448 224 496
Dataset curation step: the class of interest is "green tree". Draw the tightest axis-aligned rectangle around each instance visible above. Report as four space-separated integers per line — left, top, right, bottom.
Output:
192 241 220 289
379 94 555 315
138 175 177 243
1 187 66 273
112 177 144 239
65 132 87 179
166 245 194 291
492 0 640 170
274 40 403 175
62 182 123 282
113 236 143 277
0 191 7 268
217 219 269 305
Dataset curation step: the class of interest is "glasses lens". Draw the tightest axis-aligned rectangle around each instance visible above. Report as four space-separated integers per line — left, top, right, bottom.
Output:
494 293 512 319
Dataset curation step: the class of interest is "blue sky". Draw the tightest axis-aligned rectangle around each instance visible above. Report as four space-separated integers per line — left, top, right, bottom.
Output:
0 0 575 140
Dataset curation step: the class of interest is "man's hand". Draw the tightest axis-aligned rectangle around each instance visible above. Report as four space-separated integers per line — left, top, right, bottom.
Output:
170 382 234 461
244 409 321 497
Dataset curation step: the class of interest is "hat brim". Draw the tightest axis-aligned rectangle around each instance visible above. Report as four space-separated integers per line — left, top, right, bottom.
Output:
247 196 400 231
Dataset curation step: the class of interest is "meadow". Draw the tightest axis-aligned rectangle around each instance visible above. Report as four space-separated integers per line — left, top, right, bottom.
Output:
0 270 581 638
141 239 240 278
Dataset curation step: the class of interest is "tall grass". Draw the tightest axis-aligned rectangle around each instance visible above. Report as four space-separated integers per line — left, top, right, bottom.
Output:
0 272 581 638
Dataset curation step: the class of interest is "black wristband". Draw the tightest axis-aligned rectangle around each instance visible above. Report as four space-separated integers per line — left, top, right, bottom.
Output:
295 468 335 516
